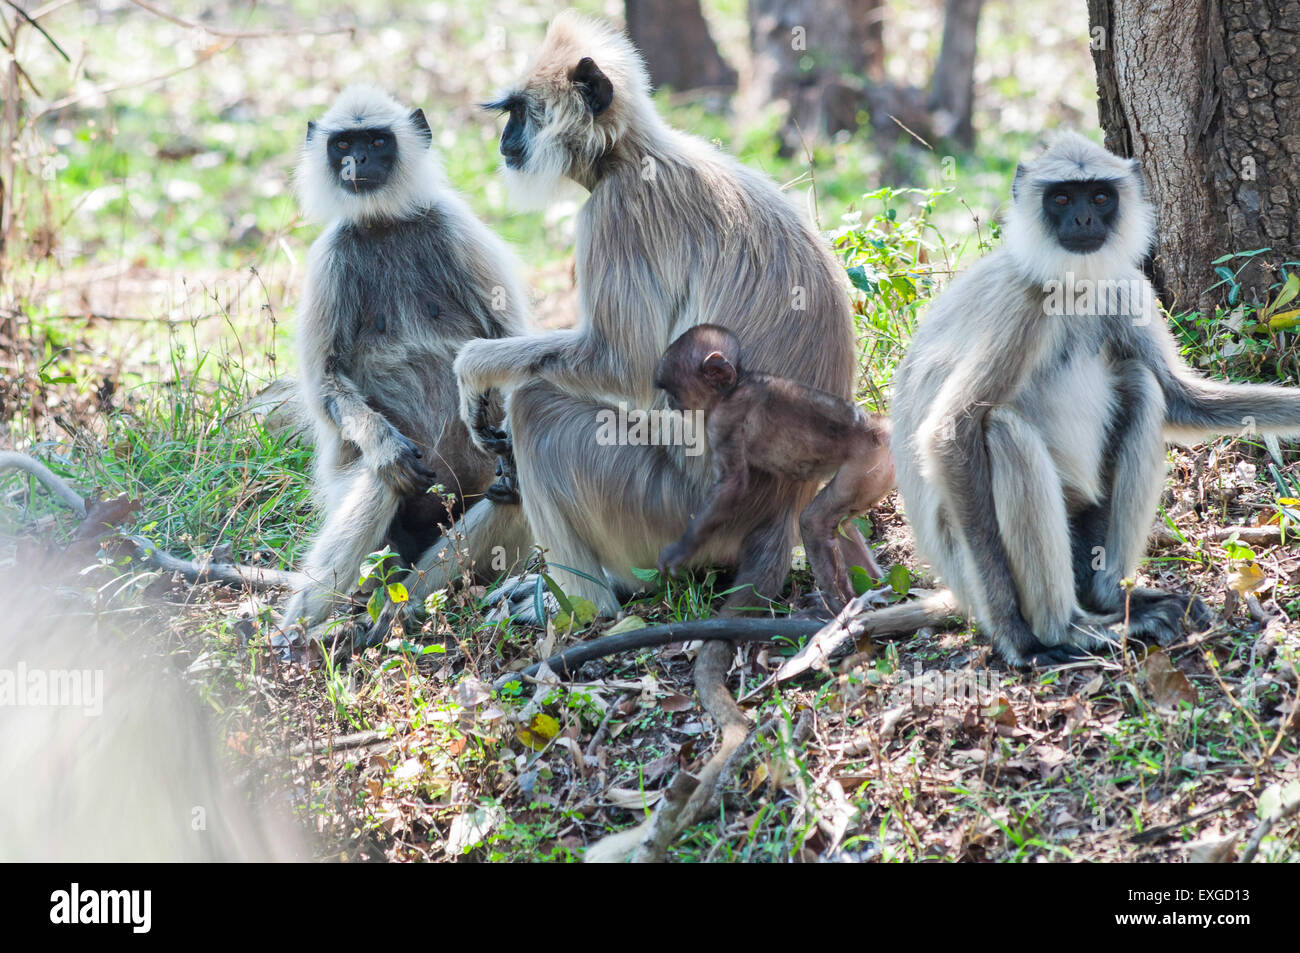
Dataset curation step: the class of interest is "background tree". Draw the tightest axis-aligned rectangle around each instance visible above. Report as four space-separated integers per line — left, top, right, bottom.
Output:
1089 0 1300 311
747 0 983 154
625 0 736 92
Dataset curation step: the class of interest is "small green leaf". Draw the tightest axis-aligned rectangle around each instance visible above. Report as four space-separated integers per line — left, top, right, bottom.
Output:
886 563 911 596
848 564 875 596
630 566 661 583
539 572 574 615
605 615 647 635
367 587 385 623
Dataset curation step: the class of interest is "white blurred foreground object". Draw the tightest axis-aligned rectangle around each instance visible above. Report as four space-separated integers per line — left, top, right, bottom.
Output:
0 577 306 861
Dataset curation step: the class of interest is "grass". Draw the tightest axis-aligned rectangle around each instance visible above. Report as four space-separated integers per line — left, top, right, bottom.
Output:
3 0 1299 863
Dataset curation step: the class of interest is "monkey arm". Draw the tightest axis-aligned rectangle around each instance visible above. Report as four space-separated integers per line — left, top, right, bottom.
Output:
918 333 1068 660
455 328 639 446
316 362 437 494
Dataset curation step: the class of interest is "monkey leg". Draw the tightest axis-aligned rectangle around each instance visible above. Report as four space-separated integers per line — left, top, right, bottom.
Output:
1070 362 1210 642
983 408 1112 659
280 462 401 629
723 515 801 614
837 523 884 581
799 477 862 612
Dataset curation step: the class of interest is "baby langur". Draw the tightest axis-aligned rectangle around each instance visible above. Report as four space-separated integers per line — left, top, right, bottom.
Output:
892 132 1300 667
280 85 531 633
655 325 894 611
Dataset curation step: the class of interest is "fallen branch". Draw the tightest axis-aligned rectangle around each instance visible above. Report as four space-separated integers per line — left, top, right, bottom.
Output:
1150 525 1290 548
0 450 87 517
127 534 303 591
1 450 301 592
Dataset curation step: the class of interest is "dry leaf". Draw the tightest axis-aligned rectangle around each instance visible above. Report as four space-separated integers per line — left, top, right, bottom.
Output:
659 692 693 712
1227 562 1268 596
1144 651 1198 708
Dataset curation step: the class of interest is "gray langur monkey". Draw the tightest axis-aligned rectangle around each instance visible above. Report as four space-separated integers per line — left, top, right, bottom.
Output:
279 85 532 631
385 12 857 627
892 132 1300 666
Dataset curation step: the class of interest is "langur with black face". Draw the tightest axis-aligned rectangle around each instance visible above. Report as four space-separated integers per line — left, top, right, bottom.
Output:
383 12 857 631
892 133 1300 666
279 85 532 632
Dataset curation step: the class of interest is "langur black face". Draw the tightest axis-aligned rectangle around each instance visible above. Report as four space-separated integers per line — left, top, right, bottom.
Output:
307 109 431 194
1042 180 1120 253
493 96 529 169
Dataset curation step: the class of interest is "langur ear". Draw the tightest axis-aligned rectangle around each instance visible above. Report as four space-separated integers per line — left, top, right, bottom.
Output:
700 351 737 390
570 57 613 115
306 120 317 142
1011 162 1026 201
409 108 432 146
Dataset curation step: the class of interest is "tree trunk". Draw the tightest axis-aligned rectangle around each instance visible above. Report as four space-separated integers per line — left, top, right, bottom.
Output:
1088 0 1300 311
747 0 884 146
625 0 737 92
928 0 984 147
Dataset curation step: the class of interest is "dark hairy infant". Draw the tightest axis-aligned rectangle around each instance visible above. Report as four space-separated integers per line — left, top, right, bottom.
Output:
655 324 895 612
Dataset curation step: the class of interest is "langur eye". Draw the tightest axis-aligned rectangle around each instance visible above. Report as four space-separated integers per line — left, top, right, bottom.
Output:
1052 192 1069 206
1093 192 1109 205
373 137 385 147
336 139 351 151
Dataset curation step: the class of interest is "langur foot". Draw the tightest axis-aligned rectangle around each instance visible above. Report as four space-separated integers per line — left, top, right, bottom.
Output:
482 574 561 625
1113 589 1212 645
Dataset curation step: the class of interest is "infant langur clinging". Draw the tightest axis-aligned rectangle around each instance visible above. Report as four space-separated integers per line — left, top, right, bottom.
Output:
655 324 895 612
280 85 532 633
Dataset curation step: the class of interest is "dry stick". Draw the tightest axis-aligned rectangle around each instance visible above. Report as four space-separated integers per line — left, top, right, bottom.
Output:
0 450 87 517
1150 525 1290 548
0 450 302 591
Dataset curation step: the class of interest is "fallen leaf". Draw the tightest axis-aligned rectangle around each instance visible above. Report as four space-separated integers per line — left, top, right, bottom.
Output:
516 712 561 751
659 692 693 712
1143 651 1198 708
1227 562 1268 596
73 494 141 540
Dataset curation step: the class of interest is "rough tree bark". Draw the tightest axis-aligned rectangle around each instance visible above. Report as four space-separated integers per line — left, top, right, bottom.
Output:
1088 0 1300 311
625 0 737 92
928 0 985 148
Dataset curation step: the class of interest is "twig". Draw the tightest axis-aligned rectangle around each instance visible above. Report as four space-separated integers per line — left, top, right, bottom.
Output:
0 450 301 592
289 729 390 758
0 449 88 516
2 0 70 61
1150 524 1289 548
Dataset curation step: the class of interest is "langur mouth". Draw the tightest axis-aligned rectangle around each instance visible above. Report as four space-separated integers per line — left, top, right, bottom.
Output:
1060 236 1106 253
503 155 525 170
342 177 382 193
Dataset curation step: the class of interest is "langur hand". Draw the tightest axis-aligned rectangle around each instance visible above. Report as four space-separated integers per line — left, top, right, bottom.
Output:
373 427 439 494
657 539 695 578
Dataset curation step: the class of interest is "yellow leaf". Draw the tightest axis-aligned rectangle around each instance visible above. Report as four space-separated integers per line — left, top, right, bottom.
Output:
1227 562 1267 596
1267 308 1300 330
387 582 409 604
516 713 561 751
